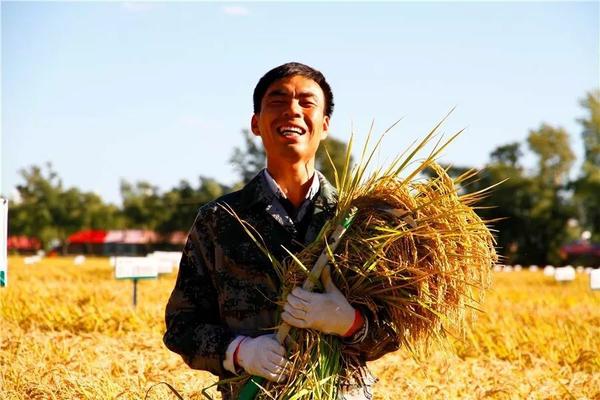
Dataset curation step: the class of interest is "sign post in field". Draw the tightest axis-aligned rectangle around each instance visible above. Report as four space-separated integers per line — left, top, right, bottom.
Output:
115 257 159 306
1 198 8 287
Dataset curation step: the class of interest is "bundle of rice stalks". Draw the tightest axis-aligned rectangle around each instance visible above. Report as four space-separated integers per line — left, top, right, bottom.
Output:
231 116 498 400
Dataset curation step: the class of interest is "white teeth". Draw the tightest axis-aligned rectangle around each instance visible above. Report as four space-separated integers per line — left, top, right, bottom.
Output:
278 126 304 136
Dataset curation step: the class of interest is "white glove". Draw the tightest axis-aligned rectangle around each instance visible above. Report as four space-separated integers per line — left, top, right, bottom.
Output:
237 334 290 382
281 266 357 336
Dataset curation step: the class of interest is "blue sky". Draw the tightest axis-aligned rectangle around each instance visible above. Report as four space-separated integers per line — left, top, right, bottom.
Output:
2 1 599 205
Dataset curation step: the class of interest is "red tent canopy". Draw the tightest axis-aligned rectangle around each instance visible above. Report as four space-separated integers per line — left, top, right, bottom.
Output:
8 236 41 250
104 230 159 244
67 230 107 244
66 229 183 245
561 241 600 257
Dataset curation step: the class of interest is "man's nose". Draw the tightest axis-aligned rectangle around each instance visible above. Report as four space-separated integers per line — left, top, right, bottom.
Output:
283 100 302 117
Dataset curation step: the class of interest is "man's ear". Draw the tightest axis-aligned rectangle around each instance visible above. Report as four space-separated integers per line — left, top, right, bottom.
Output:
321 116 330 141
251 114 260 136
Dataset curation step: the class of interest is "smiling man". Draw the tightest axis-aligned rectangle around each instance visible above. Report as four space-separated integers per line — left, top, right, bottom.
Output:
163 62 399 399
250 73 330 209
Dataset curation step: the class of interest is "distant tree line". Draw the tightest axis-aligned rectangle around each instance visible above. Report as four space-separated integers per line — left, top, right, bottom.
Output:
6 133 352 249
5 91 599 266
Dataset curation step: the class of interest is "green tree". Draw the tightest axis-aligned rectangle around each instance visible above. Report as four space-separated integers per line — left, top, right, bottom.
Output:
578 90 600 176
158 177 228 233
8 163 58 246
120 180 167 230
315 136 353 185
490 142 522 168
83 192 125 230
525 125 576 264
229 130 266 184
8 163 122 249
527 123 575 186
573 90 600 240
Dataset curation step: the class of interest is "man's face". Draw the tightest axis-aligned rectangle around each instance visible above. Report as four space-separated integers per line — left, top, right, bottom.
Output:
251 75 329 166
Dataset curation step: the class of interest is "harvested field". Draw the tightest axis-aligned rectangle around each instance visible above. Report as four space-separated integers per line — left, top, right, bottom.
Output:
1 257 598 399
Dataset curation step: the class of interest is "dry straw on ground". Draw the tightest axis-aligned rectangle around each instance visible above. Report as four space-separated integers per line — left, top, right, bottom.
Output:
1 257 599 399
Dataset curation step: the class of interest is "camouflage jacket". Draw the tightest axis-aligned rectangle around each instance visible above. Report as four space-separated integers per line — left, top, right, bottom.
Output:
163 171 399 398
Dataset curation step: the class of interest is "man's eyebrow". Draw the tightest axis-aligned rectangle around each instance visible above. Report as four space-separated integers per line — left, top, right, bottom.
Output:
298 91 318 98
266 89 288 97
266 89 319 98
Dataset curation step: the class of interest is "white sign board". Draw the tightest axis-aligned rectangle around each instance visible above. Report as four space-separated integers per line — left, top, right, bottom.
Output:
0 199 7 287
590 269 600 291
115 257 158 280
148 258 174 274
146 251 181 274
554 266 575 282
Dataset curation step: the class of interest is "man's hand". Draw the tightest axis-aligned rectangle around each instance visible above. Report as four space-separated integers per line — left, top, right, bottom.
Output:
281 266 357 336
237 334 290 382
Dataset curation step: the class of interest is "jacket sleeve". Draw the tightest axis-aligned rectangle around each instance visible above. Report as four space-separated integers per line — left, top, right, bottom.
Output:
163 209 236 377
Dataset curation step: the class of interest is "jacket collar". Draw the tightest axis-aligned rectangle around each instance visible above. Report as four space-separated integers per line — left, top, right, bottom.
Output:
238 169 337 213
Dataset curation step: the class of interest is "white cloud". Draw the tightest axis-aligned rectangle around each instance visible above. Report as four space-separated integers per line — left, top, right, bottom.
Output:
222 6 250 16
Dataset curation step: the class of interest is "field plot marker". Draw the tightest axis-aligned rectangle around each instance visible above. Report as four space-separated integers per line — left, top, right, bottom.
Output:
115 257 159 306
1 198 7 287
146 251 181 274
554 266 575 283
590 269 600 291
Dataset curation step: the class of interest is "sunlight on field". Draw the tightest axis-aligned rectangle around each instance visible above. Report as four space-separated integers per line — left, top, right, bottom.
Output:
1 256 598 400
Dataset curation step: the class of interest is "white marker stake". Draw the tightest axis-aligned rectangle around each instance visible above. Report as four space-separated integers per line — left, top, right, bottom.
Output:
555 266 576 283
0 199 8 287
590 269 600 290
543 265 555 277
514 264 522 272
115 257 158 306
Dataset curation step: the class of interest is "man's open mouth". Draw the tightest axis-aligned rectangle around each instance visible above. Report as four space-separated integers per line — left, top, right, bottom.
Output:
278 126 306 137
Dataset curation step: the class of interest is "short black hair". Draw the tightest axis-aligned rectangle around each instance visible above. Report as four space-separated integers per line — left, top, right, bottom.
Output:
253 62 334 118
